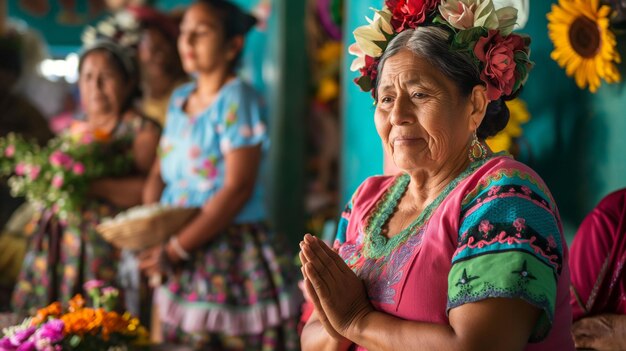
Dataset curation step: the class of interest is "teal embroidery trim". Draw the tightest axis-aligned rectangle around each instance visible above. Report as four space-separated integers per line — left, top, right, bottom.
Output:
363 156 499 259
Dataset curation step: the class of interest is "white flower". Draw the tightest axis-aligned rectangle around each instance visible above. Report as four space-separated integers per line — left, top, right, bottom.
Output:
495 6 518 35
473 0 499 29
81 26 97 45
352 7 393 58
97 21 116 37
493 0 528 29
115 11 138 29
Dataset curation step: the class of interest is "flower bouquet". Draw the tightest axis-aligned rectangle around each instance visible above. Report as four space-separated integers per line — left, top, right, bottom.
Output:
0 281 148 351
0 126 133 221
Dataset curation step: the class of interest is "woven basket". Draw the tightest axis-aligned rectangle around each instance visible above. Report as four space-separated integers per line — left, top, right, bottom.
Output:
96 207 199 251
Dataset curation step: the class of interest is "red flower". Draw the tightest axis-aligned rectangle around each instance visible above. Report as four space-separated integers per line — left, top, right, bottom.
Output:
354 55 380 95
474 30 527 101
385 0 439 32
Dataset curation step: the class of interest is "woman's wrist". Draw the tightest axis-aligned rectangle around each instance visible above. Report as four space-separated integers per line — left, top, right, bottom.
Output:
166 236 192 262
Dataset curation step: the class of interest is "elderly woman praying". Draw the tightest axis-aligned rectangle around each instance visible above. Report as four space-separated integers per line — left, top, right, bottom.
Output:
300 1 575 350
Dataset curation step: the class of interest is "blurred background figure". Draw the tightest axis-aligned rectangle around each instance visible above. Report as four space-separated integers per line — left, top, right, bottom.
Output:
6 19 75 125
0 27 54 312
11 27 160 314
139 1 301 349
129 5 187 126
570 189 626 350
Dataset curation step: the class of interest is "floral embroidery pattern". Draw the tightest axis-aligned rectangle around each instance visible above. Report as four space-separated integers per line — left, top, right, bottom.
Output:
456 220 563 274
193 156 218 179
461 168 556 209
338 228 424 305
225 103 238 127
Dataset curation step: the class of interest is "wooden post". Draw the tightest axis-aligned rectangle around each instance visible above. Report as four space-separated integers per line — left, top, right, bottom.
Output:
0 0 6 36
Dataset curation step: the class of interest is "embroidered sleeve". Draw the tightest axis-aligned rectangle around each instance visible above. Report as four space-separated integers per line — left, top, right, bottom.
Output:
218 86 267 154
447 169 563 342
333 186 361 249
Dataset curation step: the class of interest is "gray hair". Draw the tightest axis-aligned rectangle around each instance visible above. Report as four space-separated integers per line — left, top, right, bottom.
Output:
376 26 482 98
376 26 510 139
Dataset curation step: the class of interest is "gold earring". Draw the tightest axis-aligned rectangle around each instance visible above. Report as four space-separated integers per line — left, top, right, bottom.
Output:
468 131 487 162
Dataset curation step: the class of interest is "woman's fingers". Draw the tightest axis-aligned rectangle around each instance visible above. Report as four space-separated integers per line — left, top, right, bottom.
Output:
303 270 343 340
312 235 352 274
302 235 340 282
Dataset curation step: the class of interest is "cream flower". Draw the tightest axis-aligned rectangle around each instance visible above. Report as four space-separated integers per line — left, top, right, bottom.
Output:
353 8 393 58
439 0 519 35
473 0 499 28
439 0 478 29
493 0 529 29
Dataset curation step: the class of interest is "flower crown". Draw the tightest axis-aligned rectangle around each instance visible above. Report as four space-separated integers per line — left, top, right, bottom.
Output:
349 0 533 101
81 11 141 49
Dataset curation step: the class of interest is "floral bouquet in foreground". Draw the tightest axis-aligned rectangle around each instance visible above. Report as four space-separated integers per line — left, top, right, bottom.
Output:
0 281 149 351
0 126 133 221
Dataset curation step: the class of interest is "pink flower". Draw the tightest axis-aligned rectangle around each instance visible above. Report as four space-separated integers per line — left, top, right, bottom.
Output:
474 30 527 101
513 218 526 232
488 185 501 196
102 286 119 297
15 163 26 176
29 166 41 181
83 279 104 291
385 0 439 32
439 0 477 30
4 145 15 157
49 151 73 168
188 146 201 159
478 219 493 234
72 162 85 175
51 174 64 189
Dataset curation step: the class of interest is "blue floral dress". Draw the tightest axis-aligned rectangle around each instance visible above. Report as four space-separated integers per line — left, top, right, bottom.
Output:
155 79 301 350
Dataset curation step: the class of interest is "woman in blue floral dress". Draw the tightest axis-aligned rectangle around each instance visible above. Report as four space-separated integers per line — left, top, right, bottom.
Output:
139 1 301 350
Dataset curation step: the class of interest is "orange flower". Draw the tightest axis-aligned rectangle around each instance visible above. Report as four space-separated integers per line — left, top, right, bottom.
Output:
68 294 86 312
31 302 62 325
61 307 106 336
92 128 111 143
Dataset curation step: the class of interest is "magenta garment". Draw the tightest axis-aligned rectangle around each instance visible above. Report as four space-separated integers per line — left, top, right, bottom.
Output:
570 189 626 321
334 156 575 350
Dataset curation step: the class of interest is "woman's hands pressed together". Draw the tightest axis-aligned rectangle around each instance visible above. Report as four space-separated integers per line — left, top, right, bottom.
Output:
299 234 373 341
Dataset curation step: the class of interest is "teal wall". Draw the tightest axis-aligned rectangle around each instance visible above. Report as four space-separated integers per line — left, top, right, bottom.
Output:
341 0 626 240
340 0 384 204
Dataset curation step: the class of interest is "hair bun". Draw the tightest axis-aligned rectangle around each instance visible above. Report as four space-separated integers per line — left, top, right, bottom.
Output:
477 97 510 139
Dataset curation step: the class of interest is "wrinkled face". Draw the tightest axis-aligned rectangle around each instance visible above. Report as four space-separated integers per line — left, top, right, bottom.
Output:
375 49 474 173
138 27 178 75
178 3 233 74
79 50 130 117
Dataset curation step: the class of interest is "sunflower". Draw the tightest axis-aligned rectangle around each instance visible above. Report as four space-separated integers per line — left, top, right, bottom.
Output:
547 0 621 92
486 98 531 154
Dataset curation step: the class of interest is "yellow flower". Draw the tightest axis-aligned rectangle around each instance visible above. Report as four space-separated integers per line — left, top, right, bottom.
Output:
486 98 531 153
547 0 621 92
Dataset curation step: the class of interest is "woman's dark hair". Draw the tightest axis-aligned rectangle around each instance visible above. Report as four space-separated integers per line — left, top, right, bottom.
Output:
377 27 510 139
78 46 141 112
198 0 258 71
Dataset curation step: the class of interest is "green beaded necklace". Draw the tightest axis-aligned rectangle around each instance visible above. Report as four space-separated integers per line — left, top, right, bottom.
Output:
362 156 496 259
